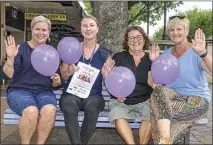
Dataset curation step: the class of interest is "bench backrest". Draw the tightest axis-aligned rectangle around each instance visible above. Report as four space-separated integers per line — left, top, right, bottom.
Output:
53 85 110 111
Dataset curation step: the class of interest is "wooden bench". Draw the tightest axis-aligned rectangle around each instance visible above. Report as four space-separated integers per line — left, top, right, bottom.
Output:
3 86 208 144
3 86 141 128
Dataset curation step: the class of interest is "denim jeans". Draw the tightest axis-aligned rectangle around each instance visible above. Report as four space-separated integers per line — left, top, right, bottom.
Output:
7 89 57 116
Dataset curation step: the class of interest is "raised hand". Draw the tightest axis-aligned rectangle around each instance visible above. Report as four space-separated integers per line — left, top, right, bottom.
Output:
102 56 115 78
192 28 206 55
5 35 18 59
149 43 160 61
152 83 163 89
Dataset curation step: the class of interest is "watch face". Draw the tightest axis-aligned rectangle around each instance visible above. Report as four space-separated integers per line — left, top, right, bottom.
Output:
200 51 208 58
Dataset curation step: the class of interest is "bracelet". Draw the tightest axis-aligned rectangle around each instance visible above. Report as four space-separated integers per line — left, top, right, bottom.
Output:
199 50 208 58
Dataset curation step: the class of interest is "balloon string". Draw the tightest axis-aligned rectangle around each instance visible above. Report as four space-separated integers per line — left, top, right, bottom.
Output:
82 43 97 65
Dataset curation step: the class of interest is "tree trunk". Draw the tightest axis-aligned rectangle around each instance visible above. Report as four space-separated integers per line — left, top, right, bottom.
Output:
93 2 128 53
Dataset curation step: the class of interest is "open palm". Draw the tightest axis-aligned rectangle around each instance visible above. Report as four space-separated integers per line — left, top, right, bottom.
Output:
5 35 18 59
102 56 115 78
192 28 206 55
149 44 160 61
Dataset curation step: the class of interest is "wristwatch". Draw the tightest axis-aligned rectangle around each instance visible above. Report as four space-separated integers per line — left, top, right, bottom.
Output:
199 50 208 58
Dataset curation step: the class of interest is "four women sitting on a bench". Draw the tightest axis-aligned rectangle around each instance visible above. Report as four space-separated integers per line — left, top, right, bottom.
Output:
3 14 212 144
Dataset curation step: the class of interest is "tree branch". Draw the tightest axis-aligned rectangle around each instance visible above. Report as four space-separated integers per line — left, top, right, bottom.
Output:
128 5 146 24
128 1 139 10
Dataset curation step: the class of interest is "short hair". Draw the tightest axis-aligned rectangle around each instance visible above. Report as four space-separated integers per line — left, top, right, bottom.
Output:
123 26 150 50
31 15 51 32
167 16 190 36
81 15 99 27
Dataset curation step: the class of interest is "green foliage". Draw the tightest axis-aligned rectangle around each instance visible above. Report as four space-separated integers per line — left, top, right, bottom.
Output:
83 1 92 14
83 1 183 25
152 8 212 40
152 27 164 40
186 8 212 41
128 1 183 26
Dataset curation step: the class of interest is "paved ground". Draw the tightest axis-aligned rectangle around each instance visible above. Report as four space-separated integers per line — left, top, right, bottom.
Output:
1 85 212 144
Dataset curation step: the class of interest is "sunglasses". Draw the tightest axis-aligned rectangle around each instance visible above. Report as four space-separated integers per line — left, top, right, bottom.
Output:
169 15 186 21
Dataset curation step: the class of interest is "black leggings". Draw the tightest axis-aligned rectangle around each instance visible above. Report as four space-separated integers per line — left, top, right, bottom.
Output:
59 93 105 145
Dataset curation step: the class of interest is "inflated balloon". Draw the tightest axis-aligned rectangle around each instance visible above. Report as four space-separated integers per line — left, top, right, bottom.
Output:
31 44 60 76
57 37 82 64
151 54 180 84
105 66 136 98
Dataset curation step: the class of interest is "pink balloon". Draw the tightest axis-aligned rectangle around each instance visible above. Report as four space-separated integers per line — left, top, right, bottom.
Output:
31 44 60 76
105 67 136 98
57 37 82 64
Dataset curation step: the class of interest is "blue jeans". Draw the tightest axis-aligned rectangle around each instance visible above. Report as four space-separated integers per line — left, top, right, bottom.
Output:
7 90 57 116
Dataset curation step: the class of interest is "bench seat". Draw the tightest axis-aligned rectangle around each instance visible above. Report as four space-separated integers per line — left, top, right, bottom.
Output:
3 88 208 144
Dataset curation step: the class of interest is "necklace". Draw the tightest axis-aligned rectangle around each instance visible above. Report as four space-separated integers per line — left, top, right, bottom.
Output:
29 40 39 49
82 43 97 65
172 42 189 58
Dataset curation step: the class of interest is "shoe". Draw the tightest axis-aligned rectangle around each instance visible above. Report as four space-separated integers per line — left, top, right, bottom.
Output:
159 136 170 144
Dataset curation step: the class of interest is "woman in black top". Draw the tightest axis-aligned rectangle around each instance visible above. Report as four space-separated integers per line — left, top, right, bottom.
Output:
106 26 159 144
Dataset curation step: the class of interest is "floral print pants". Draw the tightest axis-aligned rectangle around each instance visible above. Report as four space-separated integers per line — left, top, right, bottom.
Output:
150 86 209 144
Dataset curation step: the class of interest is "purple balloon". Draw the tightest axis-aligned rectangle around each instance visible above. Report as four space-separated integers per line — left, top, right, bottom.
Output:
151 54 180 84
57 37 82 64
105 66 136 98
31 44 60 76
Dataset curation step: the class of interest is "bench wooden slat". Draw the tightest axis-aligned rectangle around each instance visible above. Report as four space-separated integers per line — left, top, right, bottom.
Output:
3 119 141 128
55 94 111 100
56 99 110 105
56 105 109 110
4 88 209 130
4 108 208 126
53 86 110 96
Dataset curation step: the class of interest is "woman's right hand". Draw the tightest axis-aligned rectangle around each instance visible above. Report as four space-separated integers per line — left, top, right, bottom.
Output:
102 56 115 78
67 64 79 77
117 98 126 103
152 83 163 89
5 35 18 59
149 43 160 62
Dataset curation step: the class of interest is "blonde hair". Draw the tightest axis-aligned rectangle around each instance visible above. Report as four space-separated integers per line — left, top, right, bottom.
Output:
81 15 99 27
167 17 190 36
31 15 51 32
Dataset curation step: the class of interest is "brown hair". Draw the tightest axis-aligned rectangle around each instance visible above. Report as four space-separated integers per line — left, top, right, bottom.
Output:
81 15 99 27
81 15 100 43
123 26 150 50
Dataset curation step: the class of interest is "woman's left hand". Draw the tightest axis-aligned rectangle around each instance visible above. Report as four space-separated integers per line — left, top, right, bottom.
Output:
149 43 160 61
152 83 163 89
51 73 61 87
192 28 206 55
102 56 115 78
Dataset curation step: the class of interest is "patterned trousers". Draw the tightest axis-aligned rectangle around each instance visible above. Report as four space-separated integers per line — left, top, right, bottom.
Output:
150 86 209 144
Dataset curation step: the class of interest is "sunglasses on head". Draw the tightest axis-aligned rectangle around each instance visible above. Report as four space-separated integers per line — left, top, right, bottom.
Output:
169 15 186 21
